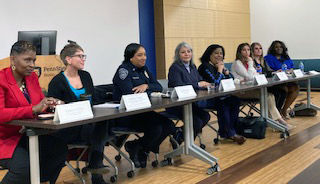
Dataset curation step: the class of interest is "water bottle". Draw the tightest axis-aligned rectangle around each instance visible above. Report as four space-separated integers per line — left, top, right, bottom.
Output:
281 64 287 72
256 64 262 73
299 61 304 73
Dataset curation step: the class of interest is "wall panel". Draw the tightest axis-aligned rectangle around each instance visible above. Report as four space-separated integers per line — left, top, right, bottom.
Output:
154 0 250 78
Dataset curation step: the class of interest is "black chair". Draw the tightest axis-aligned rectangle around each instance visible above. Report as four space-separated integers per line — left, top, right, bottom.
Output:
63 84 120 184
95 84 159 179
239 98 260 116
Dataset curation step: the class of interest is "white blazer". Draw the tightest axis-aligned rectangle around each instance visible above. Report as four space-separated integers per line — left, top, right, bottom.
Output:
231 59 257 81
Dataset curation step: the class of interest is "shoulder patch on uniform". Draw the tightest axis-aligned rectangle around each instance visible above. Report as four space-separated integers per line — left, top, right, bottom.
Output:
119 68 128 80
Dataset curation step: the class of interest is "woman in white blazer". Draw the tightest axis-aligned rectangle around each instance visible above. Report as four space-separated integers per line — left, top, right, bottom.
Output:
231 43 293 129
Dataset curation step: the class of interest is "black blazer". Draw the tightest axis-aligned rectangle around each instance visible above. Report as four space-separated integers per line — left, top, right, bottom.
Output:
198 62 233 86
168 62 203 89
48 70 96 104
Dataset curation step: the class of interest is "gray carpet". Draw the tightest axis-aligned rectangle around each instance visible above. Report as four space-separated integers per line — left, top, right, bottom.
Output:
288 158 320 184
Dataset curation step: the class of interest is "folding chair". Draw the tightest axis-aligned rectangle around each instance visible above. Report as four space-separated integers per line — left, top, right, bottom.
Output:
202 108 220 145
110 127 159 178
239 98 260 116
64 84 121 183
65 138 119 183
94 84 159 178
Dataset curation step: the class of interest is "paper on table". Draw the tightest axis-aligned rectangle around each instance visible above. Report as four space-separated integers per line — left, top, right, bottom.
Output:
93 102 120 108
309 70 320 75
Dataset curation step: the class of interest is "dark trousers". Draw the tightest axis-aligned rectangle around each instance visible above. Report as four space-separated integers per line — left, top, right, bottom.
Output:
0 135 67 184
0 122 109 184
166 103 210 137
116 111 176 153
198 96 240 138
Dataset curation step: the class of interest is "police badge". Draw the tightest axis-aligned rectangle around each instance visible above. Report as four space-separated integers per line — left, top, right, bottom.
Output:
119 68 128 80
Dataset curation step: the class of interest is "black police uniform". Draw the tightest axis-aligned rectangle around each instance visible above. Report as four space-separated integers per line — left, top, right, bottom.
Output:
112 61 176 162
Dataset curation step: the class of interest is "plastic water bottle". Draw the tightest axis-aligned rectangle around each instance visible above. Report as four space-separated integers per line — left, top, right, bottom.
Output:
299 61 304 73
281 64 287 72
256 64 262 73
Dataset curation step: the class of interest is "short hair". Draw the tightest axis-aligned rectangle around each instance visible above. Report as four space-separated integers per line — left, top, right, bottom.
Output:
236 43 250 61
200 44 225 64
123 43 144 62
60 43 83 65
250 42 265 67
173 42 194 65
10 41 36 56
267 40 290 60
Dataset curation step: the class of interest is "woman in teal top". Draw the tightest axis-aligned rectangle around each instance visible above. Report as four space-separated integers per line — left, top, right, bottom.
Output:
48 42 109 184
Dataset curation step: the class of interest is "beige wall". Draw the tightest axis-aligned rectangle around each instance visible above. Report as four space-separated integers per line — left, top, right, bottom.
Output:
154 0 251 79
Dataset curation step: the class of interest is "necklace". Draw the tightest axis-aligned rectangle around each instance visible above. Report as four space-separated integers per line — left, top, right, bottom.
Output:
19 81 26 92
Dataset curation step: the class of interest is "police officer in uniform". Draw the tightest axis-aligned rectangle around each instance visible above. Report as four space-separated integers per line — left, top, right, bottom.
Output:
112 43 177 168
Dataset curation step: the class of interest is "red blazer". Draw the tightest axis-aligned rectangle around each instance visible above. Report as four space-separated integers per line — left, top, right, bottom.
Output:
0 67 44 159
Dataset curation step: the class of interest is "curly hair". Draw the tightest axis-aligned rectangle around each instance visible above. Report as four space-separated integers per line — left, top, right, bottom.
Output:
267 40 290 60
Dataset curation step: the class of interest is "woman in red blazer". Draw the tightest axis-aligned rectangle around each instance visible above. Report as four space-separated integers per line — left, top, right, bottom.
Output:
0 41 66 184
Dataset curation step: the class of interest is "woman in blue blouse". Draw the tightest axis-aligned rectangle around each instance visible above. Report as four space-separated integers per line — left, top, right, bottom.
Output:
264 40 299 119
198 44 245 144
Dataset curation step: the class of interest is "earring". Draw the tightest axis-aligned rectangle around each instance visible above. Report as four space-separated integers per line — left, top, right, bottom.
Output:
11 65 16 71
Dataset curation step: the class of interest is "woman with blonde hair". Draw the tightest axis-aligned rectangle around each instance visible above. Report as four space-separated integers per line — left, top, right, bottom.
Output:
232 43 293 129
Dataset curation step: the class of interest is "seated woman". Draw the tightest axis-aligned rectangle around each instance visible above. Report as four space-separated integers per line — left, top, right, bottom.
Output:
112 43 176 168
0 41 70 184
251 42 287 115
231 43 293 128
264 40 299 119
48 42 109 184
167 42 211 143
198 44 245 144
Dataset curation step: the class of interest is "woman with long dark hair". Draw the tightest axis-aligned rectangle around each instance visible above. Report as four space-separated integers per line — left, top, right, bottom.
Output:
198 44 245 144
232 43 293 128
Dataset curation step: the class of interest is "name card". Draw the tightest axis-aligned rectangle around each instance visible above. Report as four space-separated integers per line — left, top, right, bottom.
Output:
219 78 236 91
53 100 93 124
119 92 151 111
293 69 304 78
273 72 288 81
309 70 320 75
254 74 268 85
171 85 196 99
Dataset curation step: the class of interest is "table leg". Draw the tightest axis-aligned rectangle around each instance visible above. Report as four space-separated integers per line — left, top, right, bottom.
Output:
29 135 40 184
293 79 320 111
164 103 219 173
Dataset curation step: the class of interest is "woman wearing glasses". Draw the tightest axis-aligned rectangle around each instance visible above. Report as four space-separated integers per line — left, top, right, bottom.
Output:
48 43 109 184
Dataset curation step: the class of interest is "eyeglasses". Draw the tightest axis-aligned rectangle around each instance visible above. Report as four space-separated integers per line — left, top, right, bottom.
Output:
70 54 87 60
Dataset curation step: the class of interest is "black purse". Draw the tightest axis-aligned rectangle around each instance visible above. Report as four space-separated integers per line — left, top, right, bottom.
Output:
236 116 267 139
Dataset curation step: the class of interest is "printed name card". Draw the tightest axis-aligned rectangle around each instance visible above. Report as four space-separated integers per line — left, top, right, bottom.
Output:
119 93 151 111
274 72 288 81
171 85 197 99
219 78 236 91
53 100 93 124
309 70 320 75
254 74 268 85
293 69 304 78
